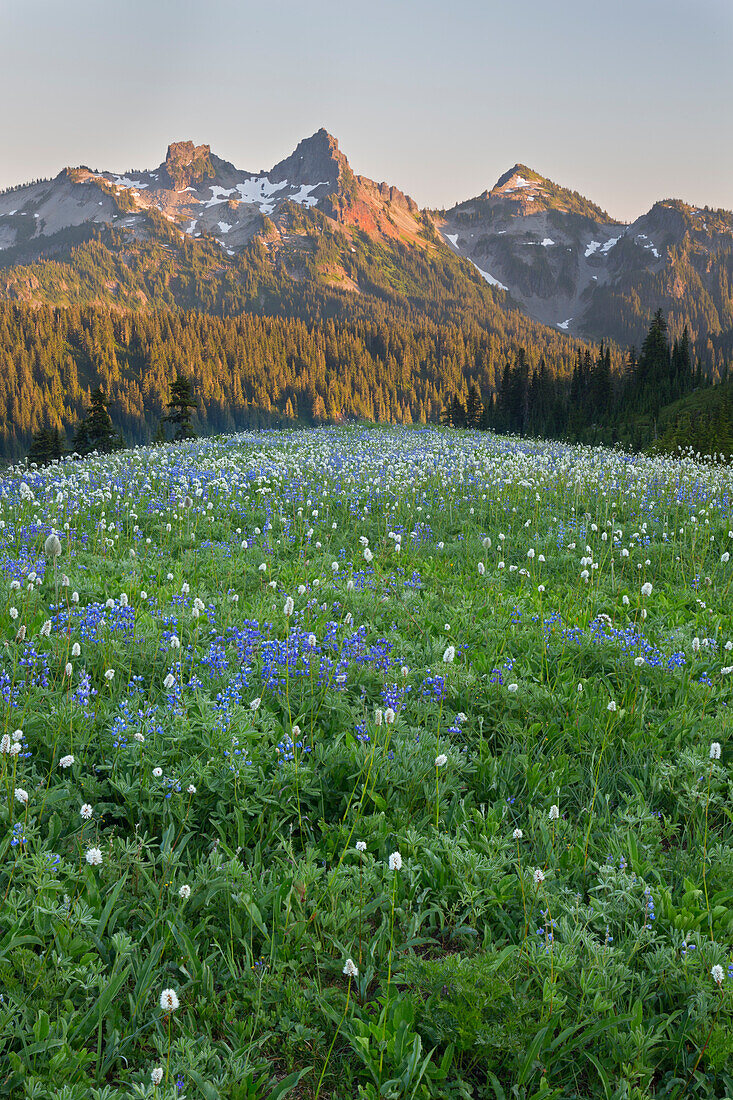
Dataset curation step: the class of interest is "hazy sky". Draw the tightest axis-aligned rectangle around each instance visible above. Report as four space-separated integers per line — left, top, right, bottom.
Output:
1 0 730 221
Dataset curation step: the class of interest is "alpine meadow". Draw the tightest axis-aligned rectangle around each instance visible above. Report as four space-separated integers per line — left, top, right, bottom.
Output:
2 1 733 1097
2 427 733 1098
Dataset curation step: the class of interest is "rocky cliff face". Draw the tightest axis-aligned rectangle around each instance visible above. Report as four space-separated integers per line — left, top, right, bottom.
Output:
162 141 216 190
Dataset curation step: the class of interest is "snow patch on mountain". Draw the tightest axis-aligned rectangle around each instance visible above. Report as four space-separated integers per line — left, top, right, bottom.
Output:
112 176 149 190
470 261 507 291
585 241 601 257
289 182 328 207
556 318 572 330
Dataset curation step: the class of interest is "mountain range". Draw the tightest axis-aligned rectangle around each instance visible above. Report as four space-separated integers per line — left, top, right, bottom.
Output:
1 129 732 352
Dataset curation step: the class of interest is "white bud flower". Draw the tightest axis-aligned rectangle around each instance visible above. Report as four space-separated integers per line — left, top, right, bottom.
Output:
44 533 62 559
343 957 359 978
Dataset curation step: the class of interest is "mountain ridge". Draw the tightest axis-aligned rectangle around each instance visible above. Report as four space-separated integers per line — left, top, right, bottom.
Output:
0 129 731 353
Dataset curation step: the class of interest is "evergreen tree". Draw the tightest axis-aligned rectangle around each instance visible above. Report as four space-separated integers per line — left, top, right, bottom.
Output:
27 426 65 466
73 388 123 456
161 375 198 441
465 384 484 429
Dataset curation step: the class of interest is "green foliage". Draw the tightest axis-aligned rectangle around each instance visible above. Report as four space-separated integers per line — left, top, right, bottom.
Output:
1 425 733 1098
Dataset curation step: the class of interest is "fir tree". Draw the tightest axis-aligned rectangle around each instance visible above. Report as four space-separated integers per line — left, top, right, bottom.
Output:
73 389 123 456
465 384 484 429
161 375 198 441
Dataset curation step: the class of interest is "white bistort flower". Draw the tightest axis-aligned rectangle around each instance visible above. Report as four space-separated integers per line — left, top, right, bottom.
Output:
513 828 523 840
343 957 359 978
80 804 93 820
86 847 103 866
388 851 402 871
355 841 367 852
435 754 448 767
59 754 75 768
442 645 455 664
179 884 191 899
549 805 559 821
533 868 545 886
15 788 28 805
641 582 653 597
711 964 725 985
151 1066 164 1086
710 742 722 760
159 988 180 1012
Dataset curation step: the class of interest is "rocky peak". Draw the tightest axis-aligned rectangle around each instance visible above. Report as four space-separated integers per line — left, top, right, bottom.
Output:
162 141 215 190
492 163 543 193
269 128 349 190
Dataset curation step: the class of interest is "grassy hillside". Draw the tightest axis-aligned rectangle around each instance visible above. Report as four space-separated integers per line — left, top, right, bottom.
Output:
3 426 733 1098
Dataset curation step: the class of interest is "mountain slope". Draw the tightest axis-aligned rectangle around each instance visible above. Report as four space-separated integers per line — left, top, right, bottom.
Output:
440 166 733 350
1 132 732 361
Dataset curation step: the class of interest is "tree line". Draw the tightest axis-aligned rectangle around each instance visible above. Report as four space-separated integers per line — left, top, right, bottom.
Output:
442 311 733 456
26 377 198 466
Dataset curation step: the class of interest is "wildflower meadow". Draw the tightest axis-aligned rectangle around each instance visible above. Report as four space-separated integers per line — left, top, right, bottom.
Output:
2 425 732 1100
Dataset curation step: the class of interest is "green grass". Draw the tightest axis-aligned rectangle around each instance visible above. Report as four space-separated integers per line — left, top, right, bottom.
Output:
1 424 732 1099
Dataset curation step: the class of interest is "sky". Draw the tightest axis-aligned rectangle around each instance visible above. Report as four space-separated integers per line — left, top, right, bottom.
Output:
1 0 731 222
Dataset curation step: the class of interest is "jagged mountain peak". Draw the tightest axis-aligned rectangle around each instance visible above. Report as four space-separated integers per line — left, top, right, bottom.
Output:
491 164 545 194
270 127 348 188
161 140 215 190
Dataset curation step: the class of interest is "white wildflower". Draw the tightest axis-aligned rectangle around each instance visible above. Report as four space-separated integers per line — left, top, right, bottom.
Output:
159 988 180 1012
85 847 103 866
388 851 403 871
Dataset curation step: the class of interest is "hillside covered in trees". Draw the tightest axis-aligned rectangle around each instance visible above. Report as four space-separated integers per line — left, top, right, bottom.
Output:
0 299 594 461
